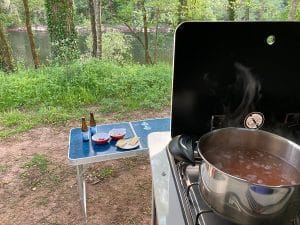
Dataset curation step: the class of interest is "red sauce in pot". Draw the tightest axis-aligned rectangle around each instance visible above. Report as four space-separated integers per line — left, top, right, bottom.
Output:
203 148 300 186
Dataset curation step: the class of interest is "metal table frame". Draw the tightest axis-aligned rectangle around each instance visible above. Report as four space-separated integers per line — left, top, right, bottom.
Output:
68 118 170 223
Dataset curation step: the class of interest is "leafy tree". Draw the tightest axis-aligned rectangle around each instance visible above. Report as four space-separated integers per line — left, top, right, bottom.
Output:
88 0 97 57
147 0 178 62
109 0 177 64
74 0 89 24
102 32 133 63
184 0 292 21
87 0 103 58
234 0 288 21
228 0 237 20
30 0 47 25
96 0 103 58
177 0 187 24
22 0 40 68
45 0 79 63
288 0 299 20
0 0 21 27
186 0 222 20
0 21 14 72
244 0 251 20
1 0 46 27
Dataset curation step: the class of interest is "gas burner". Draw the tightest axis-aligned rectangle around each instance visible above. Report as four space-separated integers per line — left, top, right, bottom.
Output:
292 212 300 225
167 139 300 225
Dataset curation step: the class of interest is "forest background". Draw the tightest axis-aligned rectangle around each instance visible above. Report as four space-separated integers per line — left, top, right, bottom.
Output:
0 0 299 137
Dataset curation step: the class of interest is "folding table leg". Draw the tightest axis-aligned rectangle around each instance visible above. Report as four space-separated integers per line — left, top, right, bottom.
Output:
76 164 87 223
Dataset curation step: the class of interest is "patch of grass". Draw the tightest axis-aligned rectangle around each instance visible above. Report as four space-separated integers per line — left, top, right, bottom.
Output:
24 153 49 173
21 154 62 190
86 166 114 184
0 59 172 139
98 167 114 179
0 109 36 138
0 107 86 139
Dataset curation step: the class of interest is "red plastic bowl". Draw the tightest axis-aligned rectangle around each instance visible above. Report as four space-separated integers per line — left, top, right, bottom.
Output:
92 133 110 144
109 128 126 140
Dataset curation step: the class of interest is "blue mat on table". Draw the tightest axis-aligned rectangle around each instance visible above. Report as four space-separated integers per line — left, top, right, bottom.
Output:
69 118 170 161
131 118 170 148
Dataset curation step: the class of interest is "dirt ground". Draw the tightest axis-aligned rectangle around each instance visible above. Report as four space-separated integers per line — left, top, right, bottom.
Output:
0 109 170 225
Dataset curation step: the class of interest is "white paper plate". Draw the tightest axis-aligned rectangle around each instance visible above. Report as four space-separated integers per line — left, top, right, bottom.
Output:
116 137 140 150
117 141 139 150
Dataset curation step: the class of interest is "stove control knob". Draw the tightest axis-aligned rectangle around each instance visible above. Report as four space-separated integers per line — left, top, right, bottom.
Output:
244 112 265 129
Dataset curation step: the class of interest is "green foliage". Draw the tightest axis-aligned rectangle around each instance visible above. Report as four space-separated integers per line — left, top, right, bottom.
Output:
0 0 22 27
181 0 292 21
111 0 178 30
0 0 46 27
234 0 288 20
45 0 80 63
186 0 222 20
74 0 89 25
24 153 49 173
0 59 171 138
1 0 298 28
21 153 63 190
91 167 114 180
85 165 115 184
30 0 47 25
102 32 133 63
50 38 80 64
86 31 134 63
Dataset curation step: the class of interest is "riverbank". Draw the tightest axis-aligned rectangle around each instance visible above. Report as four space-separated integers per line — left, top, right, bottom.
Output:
7 25 172 33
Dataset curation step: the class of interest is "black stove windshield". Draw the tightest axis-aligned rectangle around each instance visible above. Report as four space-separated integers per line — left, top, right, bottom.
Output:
171 22 300 144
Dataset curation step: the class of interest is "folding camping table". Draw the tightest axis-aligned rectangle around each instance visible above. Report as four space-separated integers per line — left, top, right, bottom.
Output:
68 118 171 222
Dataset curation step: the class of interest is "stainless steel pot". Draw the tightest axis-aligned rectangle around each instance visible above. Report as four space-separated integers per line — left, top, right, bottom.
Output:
197 127 300 225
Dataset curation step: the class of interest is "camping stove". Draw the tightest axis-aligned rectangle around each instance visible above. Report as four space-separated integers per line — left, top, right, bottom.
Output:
150 21 300 225
165 136 300 225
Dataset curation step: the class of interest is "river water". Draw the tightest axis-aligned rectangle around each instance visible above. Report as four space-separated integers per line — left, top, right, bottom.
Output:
7 31 173 66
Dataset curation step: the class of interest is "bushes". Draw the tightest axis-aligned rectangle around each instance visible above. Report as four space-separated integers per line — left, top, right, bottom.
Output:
0 59 172 138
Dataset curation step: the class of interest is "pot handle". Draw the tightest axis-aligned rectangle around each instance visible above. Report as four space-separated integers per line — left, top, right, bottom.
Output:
168 135 195 163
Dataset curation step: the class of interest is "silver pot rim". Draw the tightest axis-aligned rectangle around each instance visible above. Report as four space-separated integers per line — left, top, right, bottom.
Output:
197 127 300 188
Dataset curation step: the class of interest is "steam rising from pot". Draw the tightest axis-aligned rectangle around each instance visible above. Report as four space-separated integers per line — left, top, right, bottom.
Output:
204 62 262 127
225 63 262 127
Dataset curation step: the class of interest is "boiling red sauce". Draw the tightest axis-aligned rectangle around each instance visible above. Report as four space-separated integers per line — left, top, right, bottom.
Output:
203 147 300 186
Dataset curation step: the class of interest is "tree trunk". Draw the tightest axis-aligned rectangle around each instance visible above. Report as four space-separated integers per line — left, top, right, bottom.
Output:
45 0 79 62
96 0 102 58
0 22 14 72
245 0 250 20
88 0 97 57
177 0 187 24
154 8 160 64
288 0 299 20
141 0 152 64
228 0 236 21
22 0 40 69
